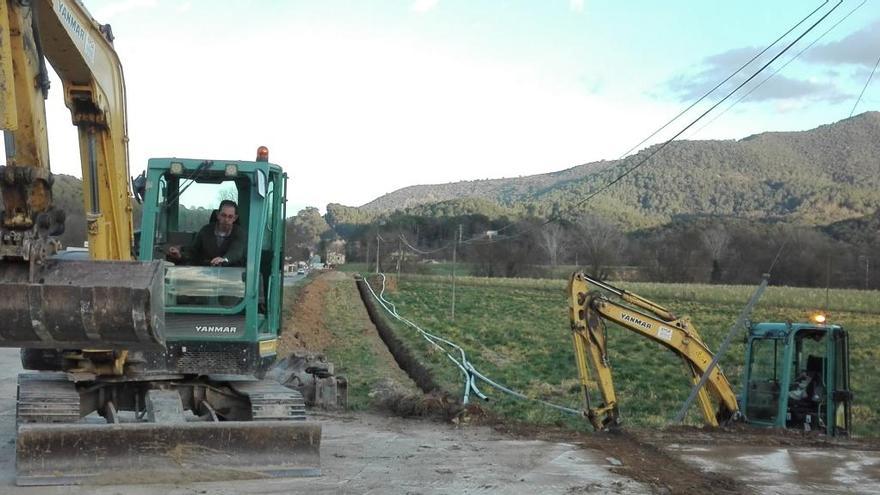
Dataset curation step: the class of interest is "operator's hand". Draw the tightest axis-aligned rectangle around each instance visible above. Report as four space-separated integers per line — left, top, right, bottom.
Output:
210 256 229 266
167 246 182 260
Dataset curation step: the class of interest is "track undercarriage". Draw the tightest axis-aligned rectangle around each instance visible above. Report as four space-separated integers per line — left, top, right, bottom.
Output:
15 371 321 485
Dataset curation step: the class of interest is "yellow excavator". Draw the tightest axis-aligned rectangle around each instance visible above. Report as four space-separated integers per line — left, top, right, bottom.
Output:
1 0 327 485
569 272 852 436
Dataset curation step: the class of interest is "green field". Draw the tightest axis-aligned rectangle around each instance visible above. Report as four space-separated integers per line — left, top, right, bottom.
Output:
359 273 880 436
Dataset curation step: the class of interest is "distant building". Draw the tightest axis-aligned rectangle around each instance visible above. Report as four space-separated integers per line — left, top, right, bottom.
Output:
325 239 346 266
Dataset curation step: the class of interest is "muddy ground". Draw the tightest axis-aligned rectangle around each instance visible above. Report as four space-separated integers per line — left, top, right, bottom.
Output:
0 271 877 494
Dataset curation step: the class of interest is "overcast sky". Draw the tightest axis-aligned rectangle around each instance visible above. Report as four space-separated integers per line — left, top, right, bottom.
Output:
34 0 880 214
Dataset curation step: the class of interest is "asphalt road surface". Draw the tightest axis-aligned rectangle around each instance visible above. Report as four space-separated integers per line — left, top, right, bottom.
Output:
284 272 307 285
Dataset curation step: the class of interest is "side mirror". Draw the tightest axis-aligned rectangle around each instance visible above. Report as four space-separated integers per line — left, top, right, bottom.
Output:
131 171 147 203
256 169 267 198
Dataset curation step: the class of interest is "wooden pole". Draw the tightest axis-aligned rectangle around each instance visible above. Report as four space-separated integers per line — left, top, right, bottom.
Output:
451 224 462 320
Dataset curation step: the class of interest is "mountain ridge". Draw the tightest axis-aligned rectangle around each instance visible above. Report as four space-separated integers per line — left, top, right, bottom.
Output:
355 111 880 229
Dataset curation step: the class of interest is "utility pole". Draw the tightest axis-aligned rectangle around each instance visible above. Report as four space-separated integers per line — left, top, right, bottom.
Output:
365 241 370 274
452 224 462 321
825 254 831 311
396 238 401 283
375 234 380 274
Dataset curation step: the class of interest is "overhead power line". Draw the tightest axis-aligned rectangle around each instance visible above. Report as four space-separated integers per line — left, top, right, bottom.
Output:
398 233 451 255
567 0 843 213
368 1 844 254
851 51 880 117
691 0 868 137
478 0 840 242
617 0 831 160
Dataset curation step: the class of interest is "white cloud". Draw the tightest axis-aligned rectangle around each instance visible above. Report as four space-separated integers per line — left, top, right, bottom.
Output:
569 0 585 13
411 0 439 14
774 99 808 114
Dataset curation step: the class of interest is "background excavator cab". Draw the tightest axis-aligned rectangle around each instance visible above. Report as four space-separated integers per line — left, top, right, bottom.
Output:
741 322 852 436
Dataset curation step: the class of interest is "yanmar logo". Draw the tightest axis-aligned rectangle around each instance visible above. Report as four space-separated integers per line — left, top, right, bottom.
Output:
196 325 238 333
56 1 96 63
621 313 652 330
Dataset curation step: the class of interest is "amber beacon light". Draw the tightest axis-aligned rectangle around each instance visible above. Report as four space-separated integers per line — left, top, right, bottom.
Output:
810 312 828 324
256 146 269 162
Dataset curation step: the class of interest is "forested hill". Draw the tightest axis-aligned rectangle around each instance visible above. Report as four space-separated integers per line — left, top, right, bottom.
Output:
357 111 880 229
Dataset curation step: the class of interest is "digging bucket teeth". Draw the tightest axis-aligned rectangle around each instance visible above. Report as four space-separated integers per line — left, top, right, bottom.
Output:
0 259 165 351
16 420 322 486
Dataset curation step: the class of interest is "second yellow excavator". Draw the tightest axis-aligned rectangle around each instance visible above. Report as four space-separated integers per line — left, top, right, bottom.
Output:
568 272 852 436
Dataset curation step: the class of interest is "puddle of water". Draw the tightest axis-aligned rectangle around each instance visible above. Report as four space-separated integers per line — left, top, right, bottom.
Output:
666 444 880 493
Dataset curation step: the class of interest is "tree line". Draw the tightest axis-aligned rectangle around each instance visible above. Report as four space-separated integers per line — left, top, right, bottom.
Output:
46 173 880 290
293 207 878 289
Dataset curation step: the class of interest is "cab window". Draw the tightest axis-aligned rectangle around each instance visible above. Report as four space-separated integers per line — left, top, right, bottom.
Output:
746 338 783 423
156 174 247 310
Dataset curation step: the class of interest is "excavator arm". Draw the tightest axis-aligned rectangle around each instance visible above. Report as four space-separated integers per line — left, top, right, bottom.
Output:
2 0 132 259
568 272 739 430
0 0 163 352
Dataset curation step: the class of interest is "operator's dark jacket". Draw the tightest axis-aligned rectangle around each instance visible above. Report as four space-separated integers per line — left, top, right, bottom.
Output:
182 223 246 266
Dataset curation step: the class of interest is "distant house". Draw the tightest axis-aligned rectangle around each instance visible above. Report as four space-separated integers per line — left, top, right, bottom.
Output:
326 239 346 266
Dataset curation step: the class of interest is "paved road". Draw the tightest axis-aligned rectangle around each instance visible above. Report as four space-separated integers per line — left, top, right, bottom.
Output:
0 347 648 494
284 272 306 286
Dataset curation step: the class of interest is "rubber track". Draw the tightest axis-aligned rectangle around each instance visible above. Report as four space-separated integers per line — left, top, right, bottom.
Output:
230 380 308 421
17 373 80 424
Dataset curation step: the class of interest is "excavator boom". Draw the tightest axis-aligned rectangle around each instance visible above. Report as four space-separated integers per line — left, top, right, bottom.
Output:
568 272 739 429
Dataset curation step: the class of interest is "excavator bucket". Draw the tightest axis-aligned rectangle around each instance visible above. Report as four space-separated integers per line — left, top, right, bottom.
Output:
16 420 322 485
0 259 165 350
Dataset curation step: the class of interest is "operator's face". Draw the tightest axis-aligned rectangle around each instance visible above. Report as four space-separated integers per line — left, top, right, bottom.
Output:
217 205 238 233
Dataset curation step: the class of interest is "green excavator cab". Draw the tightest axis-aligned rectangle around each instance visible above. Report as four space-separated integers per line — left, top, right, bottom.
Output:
136 157 287 374
741 320 852 436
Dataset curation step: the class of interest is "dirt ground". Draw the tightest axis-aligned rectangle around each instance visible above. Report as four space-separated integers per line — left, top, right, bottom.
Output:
277 272 341 355
0 271 877 494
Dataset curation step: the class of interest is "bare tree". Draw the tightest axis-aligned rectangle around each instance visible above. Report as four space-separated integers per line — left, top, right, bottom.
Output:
216 185 237 203
538 222 565 266
700 225 730 283
576 215 623 277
